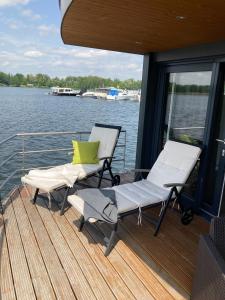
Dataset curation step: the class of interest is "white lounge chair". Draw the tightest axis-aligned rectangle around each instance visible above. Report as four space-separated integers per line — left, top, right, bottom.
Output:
21 123 121 214
67 140 201 255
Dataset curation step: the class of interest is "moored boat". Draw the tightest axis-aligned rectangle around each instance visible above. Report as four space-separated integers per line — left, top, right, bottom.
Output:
116 89 141 101
50 87 80 96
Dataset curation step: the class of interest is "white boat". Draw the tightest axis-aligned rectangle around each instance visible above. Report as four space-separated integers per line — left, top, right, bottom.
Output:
50 87 80 96
116 90 141 101
82 88 141 101
82 87 118 99
82 91 98 99
106 87 121 100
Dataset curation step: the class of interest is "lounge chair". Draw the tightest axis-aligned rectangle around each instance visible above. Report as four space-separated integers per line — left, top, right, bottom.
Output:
21 123 121 215
67 140 201 255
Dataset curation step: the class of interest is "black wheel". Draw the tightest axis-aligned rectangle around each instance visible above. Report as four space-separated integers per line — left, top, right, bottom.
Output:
181 208 194 225
112 175 120 186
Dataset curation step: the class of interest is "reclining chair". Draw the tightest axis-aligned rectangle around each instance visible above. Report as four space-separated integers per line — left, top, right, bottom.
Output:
21 123 121 215
68 140 201 255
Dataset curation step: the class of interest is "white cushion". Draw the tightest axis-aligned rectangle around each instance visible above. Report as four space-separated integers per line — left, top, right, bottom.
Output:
21 176 69 192
71 163 102 179
21 163 101 192
68 189 138 215
89 126 119 166
111 180 170 208
147 141 201 190
67 195 97 223
68 180 169 216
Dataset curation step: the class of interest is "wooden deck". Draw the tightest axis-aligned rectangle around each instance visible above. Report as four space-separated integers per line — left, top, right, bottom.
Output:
0 174 209 300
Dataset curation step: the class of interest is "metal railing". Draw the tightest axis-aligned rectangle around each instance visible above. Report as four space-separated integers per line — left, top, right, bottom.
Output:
0 130 126 195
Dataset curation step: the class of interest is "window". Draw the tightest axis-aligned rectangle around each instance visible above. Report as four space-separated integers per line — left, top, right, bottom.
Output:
164 71 212 197
164 71 212 146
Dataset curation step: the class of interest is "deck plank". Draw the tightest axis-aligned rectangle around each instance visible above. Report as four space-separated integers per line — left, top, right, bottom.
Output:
3 193 36 300
122 215 193 292
21 188 76 300
12 189 56 300
116 222 189 300
136 212 196 273
98 221 177 300
150 206 208 247
66 206 155 300
1 176 210 300
0 217 17 300
35 196 112 300
49 202 134 300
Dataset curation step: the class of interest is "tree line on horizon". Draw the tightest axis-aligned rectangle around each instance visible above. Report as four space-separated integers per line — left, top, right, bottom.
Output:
0 71 142 90
0 71 210 93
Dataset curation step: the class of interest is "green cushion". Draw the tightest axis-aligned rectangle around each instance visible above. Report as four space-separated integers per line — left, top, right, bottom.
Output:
72 140 100 164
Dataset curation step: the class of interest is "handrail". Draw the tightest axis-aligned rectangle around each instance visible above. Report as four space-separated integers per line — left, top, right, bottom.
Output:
16 131 91 137
172 126 205 130
0 134 17 147
0 129 127 195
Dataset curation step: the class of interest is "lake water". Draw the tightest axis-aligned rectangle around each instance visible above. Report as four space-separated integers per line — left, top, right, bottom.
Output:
0 87 140 196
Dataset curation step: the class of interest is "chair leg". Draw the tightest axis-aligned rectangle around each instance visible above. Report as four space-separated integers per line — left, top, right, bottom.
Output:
78 215 85 232
154 198 171 236
60 187 70 216
104 223 118 256
98 170 103 188
32 188 39 204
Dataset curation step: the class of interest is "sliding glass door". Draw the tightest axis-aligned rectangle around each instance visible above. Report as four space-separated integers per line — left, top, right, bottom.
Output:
163 68 212 199
158 62 225 217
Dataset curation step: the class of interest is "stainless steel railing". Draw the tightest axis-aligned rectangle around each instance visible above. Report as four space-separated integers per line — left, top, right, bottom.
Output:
0 130 126 196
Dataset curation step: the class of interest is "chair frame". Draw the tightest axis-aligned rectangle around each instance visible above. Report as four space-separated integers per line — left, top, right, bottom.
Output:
31 123 122 215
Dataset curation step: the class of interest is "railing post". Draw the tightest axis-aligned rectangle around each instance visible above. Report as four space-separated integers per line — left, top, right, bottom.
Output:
22 135 25 176
0 192 3 214
124 131 126 169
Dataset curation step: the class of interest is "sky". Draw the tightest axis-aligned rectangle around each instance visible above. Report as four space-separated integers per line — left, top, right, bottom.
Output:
0 0 143 80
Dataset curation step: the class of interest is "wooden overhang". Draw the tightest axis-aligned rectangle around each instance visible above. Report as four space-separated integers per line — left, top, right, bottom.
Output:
60 0 225 54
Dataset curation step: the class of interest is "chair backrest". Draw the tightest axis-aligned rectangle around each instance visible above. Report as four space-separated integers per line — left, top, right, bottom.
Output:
88 123 121 165
147 141 201 190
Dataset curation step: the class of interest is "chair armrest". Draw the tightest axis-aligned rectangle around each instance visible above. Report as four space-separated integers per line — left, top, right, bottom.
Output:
129 169 151 173
163 183 189 188
192 235 225 300
99 156 114 161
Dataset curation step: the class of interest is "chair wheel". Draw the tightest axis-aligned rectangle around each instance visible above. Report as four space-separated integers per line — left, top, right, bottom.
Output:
112 175 120 186
181 208 193 225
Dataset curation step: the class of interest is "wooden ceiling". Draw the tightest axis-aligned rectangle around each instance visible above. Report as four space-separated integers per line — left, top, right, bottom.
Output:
60 0 225 54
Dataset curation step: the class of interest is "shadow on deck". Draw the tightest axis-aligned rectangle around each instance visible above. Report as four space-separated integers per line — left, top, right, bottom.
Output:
0 174 209 300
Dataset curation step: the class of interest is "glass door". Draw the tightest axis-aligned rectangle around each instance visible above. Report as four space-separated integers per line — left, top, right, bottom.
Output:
157 62 225 216
163 69 212 199
203 70 225 216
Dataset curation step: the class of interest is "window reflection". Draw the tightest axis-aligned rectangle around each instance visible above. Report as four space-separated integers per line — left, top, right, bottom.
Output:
164 71 212 198
164 71 212 146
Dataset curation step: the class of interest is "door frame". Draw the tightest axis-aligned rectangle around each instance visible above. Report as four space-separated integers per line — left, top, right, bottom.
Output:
199 63 225 216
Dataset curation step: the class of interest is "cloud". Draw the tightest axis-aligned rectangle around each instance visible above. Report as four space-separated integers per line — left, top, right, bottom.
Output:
38 24 58 36
0 0 30 7
24 50 44 58
51 47 110 59
21 9 41 20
